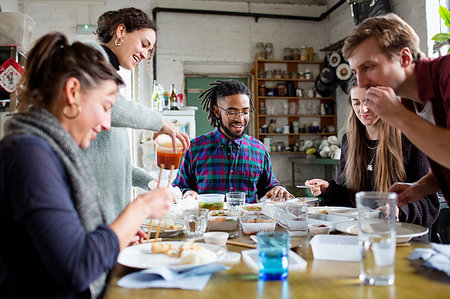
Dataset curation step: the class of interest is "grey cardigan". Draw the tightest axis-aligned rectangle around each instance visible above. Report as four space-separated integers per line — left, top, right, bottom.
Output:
83 42 163 224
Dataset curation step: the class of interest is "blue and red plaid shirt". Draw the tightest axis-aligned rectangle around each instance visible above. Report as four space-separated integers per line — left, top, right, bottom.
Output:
173 128 280 203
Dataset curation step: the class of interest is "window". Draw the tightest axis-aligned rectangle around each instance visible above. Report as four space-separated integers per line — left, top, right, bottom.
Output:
427 0 450 57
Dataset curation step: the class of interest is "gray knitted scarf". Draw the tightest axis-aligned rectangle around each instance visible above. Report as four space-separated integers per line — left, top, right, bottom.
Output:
5 108 108 298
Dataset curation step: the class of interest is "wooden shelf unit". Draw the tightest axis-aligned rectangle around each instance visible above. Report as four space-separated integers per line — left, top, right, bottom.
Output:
253 59 337 151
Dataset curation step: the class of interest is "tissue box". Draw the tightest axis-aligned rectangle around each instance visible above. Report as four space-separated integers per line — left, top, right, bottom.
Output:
310 235 360 262
0 12 34 51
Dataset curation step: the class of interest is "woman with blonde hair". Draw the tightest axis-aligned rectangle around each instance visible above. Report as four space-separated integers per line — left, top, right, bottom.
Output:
305 79 439 226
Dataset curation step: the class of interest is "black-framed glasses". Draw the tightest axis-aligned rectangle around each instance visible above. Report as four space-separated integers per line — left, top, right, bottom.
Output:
217 106 250 120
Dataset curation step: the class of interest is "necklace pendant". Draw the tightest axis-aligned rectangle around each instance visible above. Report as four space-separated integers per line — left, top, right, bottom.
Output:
367 164 373 171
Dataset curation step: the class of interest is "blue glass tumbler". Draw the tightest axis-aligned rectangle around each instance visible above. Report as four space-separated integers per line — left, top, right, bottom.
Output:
257 231 289 281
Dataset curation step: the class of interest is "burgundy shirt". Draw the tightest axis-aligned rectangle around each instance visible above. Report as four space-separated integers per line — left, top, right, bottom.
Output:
415 55 450 204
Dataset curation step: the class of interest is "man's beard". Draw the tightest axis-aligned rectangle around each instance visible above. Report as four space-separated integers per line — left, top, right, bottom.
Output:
218 117 247 139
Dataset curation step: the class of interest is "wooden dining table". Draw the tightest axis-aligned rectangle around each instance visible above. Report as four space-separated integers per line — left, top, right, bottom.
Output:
105 229 450 299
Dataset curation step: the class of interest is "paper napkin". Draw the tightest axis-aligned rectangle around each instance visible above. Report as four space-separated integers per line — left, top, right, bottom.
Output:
117 263 227 290
408 243 450 276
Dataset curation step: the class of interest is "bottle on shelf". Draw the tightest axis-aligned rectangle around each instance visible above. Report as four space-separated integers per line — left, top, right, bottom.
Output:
268 119 276 133
163 90 170 110
152 81 164 111
154 84 164 111
169 84 179 110
150 80 157 110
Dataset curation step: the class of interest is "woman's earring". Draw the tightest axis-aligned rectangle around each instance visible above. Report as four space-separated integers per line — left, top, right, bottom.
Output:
63 103 81 119
115 37 123 46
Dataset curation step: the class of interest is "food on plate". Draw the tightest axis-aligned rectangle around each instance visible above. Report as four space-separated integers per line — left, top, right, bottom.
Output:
319 210 329 215
242 205 262 211
151 242 178 256
144 218 183 231
151 241 217 265
180 246 217 264
209 210 230 216
243 218 275 223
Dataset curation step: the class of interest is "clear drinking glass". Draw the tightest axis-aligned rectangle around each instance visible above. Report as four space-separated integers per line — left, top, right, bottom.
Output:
183 208 208 238
356 191 397 286
226 191 246 212
257 231 290 281
285 204 308 236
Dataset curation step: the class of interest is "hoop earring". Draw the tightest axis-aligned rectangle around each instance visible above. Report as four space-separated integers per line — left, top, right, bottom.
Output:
63 103 81 119
115 37 123 46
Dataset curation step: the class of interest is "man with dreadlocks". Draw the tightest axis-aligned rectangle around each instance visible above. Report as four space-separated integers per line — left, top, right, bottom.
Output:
173 80 292 203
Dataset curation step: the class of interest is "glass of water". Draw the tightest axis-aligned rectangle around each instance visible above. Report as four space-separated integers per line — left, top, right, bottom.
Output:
226 191 246 212
285 204 308 236
356 191 397 286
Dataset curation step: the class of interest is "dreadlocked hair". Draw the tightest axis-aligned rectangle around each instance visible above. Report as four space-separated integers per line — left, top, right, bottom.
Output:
199 80 254 127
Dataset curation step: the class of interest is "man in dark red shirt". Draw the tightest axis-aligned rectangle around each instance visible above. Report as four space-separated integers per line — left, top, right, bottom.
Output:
343 13 450 206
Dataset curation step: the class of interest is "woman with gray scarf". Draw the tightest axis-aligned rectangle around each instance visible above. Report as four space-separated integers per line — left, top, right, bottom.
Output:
0 32 172 298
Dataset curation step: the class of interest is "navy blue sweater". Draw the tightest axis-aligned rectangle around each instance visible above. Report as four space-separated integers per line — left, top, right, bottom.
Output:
0 134 119 298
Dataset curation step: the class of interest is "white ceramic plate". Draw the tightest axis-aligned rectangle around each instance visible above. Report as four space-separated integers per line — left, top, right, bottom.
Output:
117 241 226 270
140 219 184 237
308 206 358 218
334 221 429 243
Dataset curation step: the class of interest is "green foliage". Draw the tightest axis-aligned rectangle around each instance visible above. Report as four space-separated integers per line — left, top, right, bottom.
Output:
432 5 450 54
432 33 450 42
439 5 450 27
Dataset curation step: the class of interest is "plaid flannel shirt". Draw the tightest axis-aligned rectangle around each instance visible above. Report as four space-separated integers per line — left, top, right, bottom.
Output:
173 128 280 203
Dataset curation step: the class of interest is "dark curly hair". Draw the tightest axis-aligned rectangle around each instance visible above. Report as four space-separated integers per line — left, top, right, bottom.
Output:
199 80 254 127
96 7 156 43
18 32 124 115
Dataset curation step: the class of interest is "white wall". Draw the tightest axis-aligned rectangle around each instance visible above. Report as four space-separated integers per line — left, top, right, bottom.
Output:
3 0 434 186
0 0 18 11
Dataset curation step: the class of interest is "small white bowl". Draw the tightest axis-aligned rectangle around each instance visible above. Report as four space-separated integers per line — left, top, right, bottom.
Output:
308 224 331 235
203 232 229 246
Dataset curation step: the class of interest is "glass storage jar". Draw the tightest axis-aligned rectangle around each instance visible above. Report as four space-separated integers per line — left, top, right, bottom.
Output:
300 46 308 61
255 42 265 60
265 43 273 60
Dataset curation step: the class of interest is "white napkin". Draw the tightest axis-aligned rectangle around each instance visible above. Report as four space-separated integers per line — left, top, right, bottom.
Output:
117 263 227 290
148 180 182 202
408 243 450 276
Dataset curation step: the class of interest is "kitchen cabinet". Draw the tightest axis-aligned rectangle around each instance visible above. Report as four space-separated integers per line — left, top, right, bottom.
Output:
253 59 336 154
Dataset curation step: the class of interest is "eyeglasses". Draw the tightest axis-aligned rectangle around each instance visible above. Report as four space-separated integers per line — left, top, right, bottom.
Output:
218 106 250 120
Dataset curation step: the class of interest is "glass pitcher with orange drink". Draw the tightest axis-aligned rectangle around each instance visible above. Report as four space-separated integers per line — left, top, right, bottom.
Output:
155 134 184 170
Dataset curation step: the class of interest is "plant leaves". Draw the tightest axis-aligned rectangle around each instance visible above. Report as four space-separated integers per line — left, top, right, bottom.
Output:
432 33 450 42
439 5 450 27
